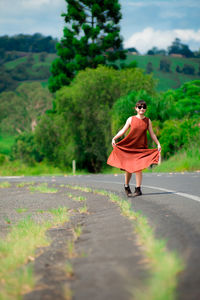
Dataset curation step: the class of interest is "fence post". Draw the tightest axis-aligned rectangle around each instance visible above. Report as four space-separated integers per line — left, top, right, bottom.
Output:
72 160 76 175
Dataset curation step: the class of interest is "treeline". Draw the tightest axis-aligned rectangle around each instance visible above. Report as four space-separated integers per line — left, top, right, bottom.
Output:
0 33 57 53
127 38 200 58
6 66 199 172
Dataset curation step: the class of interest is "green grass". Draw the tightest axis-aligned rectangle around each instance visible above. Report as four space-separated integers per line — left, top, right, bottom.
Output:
119 54 200 91
151 146 200 173
16 208 28 213
5 56 28 69
0 134 16 155
78 204 88 214
0 208 69 299
16 182 35 188
29 183 58 193
48 207 69 224
0 159 90 176
0 181 11 188
66 184 184 300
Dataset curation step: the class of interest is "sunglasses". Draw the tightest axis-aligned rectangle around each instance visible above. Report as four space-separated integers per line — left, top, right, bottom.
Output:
137 104 146 109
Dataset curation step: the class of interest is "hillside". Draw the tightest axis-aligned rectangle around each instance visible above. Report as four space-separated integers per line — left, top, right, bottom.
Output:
1 51 200 93
125 54 200 91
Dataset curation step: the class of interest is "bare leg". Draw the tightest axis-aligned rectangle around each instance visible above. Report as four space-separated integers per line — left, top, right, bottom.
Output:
135 171 142 187
125 171 132 185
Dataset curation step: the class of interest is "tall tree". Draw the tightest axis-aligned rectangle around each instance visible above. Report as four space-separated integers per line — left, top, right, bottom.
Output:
49 0 126 92
168 38 194 57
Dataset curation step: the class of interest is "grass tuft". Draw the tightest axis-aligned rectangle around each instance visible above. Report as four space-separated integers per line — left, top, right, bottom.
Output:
73 225 82 241
48 207 69 224
29 183 57 193
16 182 35 188
0 181 11 188
16 208 28 213
0 207 70 299
78 204 88 214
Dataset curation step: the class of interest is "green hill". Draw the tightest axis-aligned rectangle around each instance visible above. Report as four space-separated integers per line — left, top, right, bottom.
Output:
1 51 200 93
124 54 200 91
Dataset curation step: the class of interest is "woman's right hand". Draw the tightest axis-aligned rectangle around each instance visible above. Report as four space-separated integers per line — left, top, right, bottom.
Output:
112 138 116 147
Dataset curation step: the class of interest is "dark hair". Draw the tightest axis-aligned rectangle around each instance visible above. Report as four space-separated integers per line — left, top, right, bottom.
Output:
135 100 147 107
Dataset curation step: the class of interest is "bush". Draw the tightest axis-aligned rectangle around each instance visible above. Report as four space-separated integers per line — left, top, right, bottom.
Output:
11 132 42 165
159 118 200 158
0 154 6 165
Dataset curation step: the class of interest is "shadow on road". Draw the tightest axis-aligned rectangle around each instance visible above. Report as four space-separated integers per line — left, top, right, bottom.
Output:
142 192 175 196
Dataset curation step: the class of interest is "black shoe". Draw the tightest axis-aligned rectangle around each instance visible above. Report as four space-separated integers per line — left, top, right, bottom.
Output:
124 185 132 197
132 187 142 197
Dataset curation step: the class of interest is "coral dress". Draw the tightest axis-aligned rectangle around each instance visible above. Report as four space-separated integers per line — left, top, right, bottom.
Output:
107 116 159 173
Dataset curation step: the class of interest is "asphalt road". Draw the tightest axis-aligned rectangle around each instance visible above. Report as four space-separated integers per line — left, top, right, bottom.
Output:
1 172 200 300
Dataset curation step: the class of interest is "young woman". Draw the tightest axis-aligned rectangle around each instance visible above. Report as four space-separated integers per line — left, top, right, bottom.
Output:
107 100 161 197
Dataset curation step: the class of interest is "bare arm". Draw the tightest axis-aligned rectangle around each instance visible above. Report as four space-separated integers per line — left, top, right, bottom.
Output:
148 119 161 151
112 117 132 146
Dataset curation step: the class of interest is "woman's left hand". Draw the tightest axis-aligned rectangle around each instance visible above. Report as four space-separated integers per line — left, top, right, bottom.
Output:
157 144 161 152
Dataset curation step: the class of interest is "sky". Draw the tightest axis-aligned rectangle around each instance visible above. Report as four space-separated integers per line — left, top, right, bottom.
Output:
0 0 200 54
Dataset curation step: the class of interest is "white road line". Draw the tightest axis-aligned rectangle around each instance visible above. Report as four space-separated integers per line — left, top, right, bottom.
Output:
87 179 200 203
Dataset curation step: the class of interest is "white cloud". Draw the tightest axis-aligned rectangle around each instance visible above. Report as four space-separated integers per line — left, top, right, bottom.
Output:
124 28 200 53
124 0 200 8
22 0 50 8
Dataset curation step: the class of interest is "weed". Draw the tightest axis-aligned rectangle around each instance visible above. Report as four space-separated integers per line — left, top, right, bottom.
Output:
29 183 57 193
3 216 11 224
0 208 70 299
67 193 73 198
63 284 73 300
16 208 28 213
48 207 69 224
65 261 74 278
73 196 86 202
36 209 46 213
78 205 88 214
0 181 11 188
73 225 82 240
67 240 76 258
16 182 35 188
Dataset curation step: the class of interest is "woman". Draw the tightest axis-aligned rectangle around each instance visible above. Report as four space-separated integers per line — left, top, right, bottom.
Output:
107 100 161 197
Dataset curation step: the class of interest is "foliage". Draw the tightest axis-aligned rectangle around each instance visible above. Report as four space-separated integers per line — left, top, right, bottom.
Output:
168 38 194 58
159 58 171 72
36 65 156 172
146 62 153 74
159 118 200 158
49 0 126 92
0 55 51 92
0 82 53 134
0 33 57 53
11 132 43 164
182 64 195 75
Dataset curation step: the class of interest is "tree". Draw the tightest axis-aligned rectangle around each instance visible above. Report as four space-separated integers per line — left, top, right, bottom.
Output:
176 65 182 73
146 62 153 74
168 38 194 57
182 64 195 75
159 58 171 72
48 0 126 92
147 47 166 56
0 82 53 134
